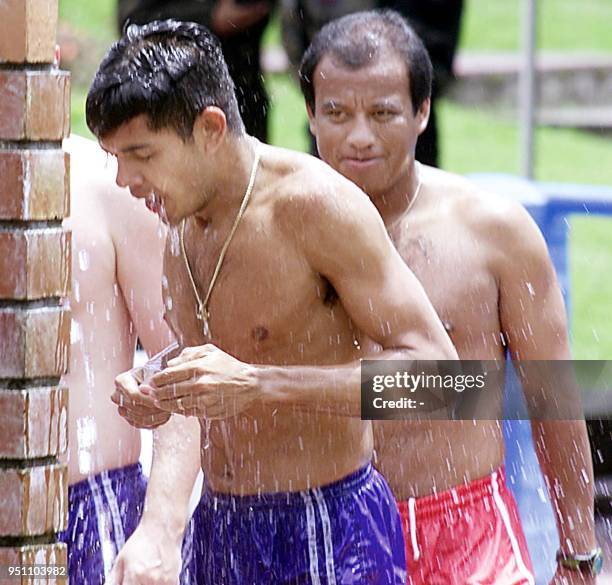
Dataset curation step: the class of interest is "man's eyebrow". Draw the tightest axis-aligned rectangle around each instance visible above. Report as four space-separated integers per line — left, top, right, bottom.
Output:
119 144 152 153
321 99 344 109
371 96 401 105
100 143 151 156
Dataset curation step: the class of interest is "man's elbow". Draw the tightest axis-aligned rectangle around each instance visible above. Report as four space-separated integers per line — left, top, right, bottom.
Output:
428 337 459 361
402 332 458 361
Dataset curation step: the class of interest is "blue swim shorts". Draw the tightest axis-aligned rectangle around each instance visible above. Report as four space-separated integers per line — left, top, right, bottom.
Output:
180 463 406 584
58 462 147 584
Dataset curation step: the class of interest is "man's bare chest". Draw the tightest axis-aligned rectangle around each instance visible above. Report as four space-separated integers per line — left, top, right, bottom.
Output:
162 223 324 355
393 226 501 350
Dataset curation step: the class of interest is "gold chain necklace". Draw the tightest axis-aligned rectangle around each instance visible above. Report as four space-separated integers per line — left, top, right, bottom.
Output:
180 142 261 337
388 162 423 232
404 161 423 216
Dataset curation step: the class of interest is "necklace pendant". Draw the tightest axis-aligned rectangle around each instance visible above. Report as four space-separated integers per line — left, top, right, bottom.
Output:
196 304 211 337
202 316 210 338
196 305 210 338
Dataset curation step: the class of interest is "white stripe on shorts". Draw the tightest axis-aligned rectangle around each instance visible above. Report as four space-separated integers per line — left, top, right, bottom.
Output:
408 497 421 561
100 470 127 550
313 489 337 585
301 492 322 585
87 475 115 579
491 471 535 585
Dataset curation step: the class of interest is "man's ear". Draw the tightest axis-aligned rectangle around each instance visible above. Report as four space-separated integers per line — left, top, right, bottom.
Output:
192 106 227 152
306 102 317 137
416 98 431 136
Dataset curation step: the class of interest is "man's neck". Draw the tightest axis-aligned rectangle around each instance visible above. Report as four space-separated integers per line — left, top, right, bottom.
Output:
370 161 421 229
194 133 259 222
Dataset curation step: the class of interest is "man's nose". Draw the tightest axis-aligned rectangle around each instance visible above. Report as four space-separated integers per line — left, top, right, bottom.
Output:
347 115 376 151
115 160 144 194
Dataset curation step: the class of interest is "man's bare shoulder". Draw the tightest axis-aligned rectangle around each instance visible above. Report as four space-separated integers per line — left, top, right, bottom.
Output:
262 145 378 234
425 166 541 252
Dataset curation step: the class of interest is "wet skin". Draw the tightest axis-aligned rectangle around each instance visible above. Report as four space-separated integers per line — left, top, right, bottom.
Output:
62 135 170 484
102 115 456 495
309 51 573 499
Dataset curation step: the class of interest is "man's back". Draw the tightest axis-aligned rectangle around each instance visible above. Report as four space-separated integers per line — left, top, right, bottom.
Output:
60 135 171 583
64 135 169 483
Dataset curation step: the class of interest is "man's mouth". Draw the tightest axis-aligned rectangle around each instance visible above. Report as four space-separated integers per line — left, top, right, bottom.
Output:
145 193 161 214
342 156 382 169
145 193 168 221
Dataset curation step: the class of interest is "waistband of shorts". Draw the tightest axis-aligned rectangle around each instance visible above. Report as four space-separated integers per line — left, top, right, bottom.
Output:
397 466 507 518
68 462 143 500
203 463 374 508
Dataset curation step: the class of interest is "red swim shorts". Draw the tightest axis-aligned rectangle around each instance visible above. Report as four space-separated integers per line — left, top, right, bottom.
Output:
397 468 535 585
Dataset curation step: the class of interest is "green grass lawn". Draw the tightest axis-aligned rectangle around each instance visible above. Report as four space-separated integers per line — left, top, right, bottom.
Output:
60 0 612 52
571 216 612 360
62 0 612 359
438 100 612 186
59 0 116 43
462 0 612 53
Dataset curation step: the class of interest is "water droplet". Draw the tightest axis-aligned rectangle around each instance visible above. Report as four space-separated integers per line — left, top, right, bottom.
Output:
78 249 90 272
70 320 82 344
76 416 97 474
580 468 590 484
169 227 181 257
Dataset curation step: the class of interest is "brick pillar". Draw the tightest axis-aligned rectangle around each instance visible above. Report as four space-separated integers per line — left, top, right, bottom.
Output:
0 1 70 583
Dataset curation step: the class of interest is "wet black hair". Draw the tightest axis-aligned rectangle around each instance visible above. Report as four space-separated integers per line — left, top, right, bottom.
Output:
86 19 244 139
299 10 433 115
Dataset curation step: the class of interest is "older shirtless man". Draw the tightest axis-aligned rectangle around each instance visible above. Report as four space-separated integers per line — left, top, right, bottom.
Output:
60 135 181 584
86 19 456 585
300 10 599 585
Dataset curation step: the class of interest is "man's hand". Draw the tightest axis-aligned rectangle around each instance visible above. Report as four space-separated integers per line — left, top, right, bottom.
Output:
105 523 182 585
211 0 271 37
549 566 597 584
112 368 171 429
149 344 258 419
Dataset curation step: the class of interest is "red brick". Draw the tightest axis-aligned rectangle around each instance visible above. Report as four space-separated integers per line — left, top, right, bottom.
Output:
28 71 70 140
25 0 59 64
0 0 58 64
0 233 26 299
0 150 69 221
64 151 71 217
26 230 71 299
0 465 67 537
0 72 27 139
0 229 71 300
0 308 70 378
0 543 67 585
0 386 68 459
0 71 70 141
0 0 26 64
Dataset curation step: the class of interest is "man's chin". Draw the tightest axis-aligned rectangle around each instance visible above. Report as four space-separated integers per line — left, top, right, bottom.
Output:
339 167 385 195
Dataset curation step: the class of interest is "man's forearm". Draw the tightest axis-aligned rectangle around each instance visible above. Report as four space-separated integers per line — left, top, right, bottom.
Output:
140 415 202 543
531 420 596 553
256 360 361 416
255 345 455 416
